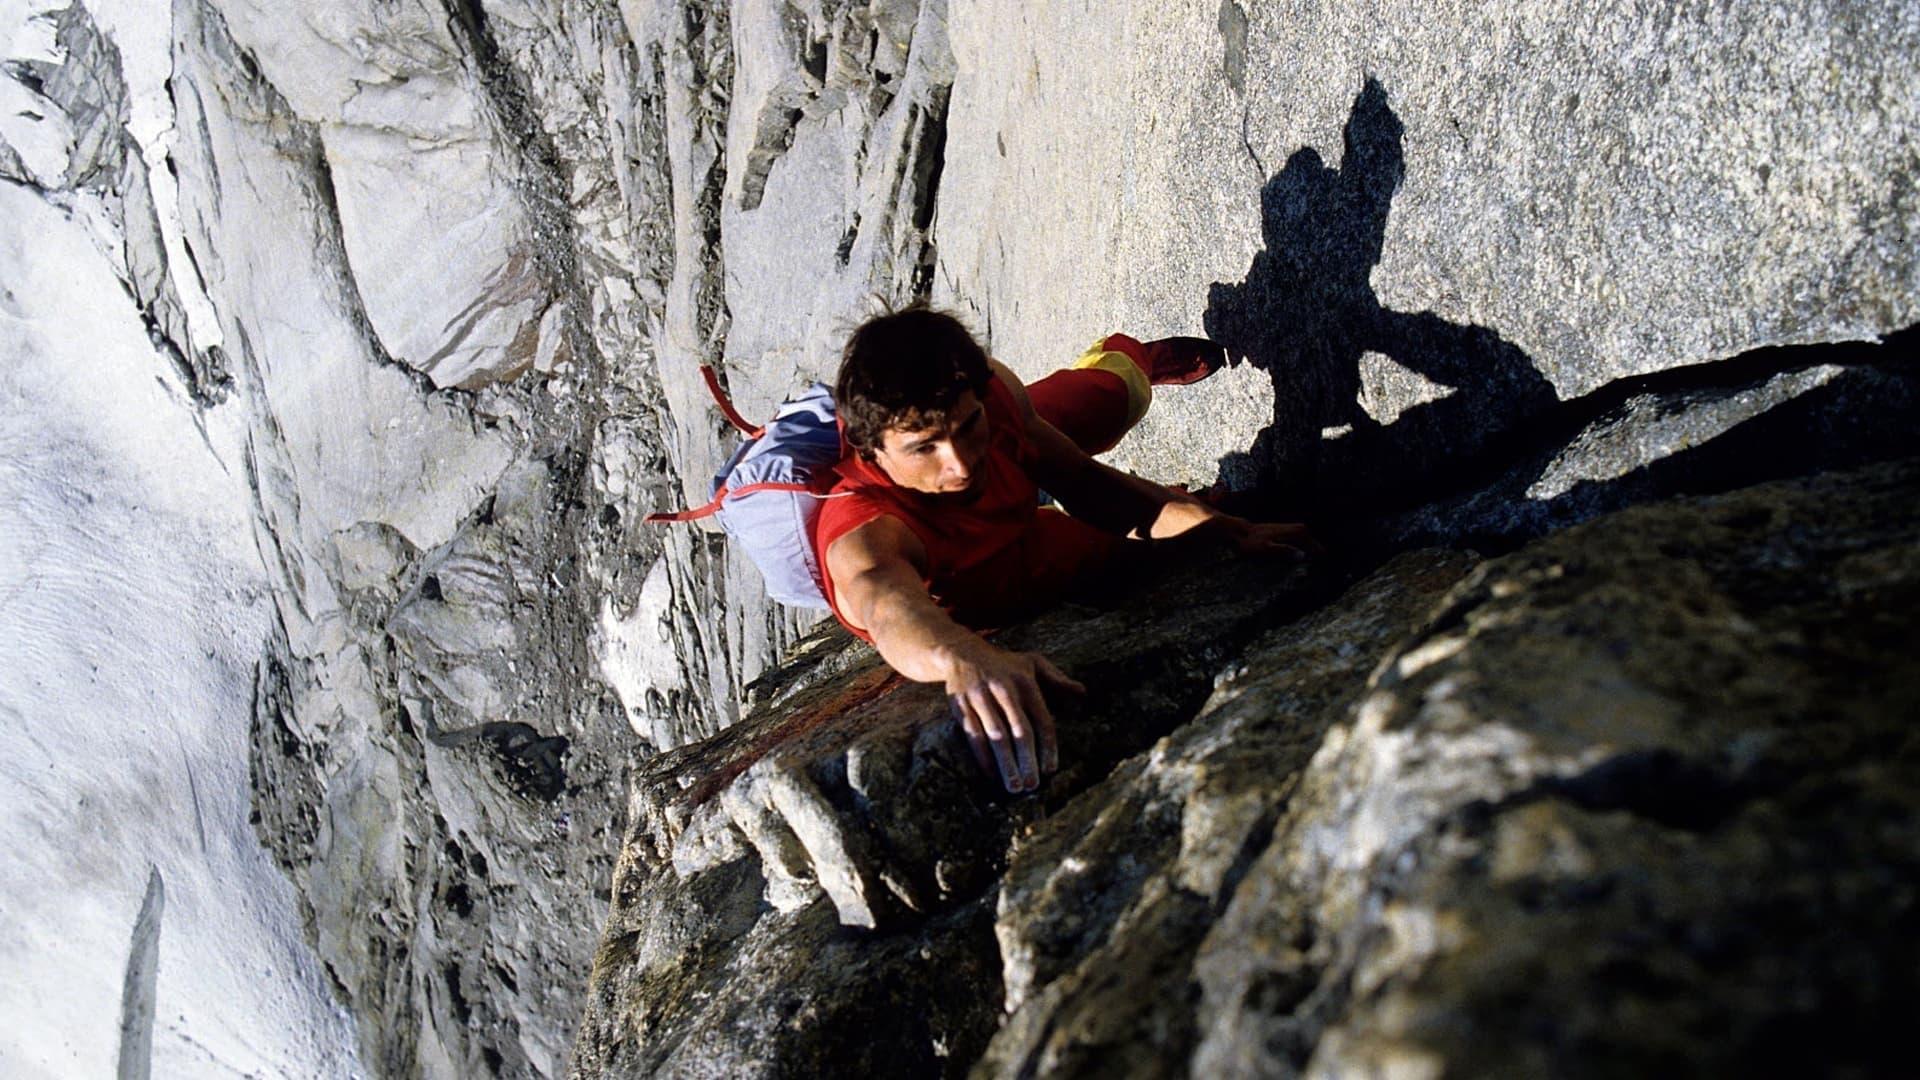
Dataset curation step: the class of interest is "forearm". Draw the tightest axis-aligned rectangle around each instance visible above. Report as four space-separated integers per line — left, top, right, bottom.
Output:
1144 488 1234 540
853 564 1077 795
1028 414 1231 539
855 577 992 684
1052 457 1230 540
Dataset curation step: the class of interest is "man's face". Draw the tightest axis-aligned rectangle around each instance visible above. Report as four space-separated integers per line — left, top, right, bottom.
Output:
872 391 992 495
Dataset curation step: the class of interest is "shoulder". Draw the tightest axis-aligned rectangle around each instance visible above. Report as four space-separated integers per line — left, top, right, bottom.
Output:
987 359 1037 424
816 486 895 545
815 482 931 570
818 512 931 637
822 511 930 582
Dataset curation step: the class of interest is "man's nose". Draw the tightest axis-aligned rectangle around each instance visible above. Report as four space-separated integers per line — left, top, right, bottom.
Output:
938 443 970 480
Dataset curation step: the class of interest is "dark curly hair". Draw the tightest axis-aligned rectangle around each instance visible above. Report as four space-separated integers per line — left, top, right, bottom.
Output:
835 305 992 458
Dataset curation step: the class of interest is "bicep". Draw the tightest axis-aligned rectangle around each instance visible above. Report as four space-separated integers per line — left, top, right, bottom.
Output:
823 514 931 633
989 359 1038 425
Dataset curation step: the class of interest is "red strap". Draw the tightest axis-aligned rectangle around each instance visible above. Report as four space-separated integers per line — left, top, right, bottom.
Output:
702 365 764 438
643 482 824 524
728 481 815 499
644 490 727 522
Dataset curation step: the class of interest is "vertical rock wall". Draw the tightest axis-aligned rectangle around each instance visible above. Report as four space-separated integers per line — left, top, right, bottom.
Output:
10 0 964 1073
6 0 1917 1074
1 3 360 1074
935 0 1920 502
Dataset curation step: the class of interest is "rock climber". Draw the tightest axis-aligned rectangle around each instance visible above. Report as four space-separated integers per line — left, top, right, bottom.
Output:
814 306 1319 795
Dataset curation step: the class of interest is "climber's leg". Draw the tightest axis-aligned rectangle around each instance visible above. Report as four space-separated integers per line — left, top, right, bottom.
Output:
1105 332 1229 386
1025 362 1136 456
1025 334 1226 455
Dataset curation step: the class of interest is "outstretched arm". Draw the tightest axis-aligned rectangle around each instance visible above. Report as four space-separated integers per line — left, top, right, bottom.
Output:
825 515 1082 793
990 362 1320 555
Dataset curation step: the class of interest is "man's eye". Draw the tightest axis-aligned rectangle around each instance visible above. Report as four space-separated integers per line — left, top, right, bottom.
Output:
915 444 937 455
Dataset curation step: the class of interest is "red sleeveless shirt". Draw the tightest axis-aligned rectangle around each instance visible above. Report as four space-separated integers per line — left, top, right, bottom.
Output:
811 377 1119 640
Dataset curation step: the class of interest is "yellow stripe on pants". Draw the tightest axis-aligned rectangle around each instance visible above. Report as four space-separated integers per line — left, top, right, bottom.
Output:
1072 340 1152 428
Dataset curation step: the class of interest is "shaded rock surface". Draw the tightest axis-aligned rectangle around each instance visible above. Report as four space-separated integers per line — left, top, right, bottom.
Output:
570 548 1415 1075
1190 458 1920 1079
1368 331 1920 550
576 459 1920 1076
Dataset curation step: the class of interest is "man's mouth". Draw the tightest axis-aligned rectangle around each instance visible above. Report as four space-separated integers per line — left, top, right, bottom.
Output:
934 472 984 500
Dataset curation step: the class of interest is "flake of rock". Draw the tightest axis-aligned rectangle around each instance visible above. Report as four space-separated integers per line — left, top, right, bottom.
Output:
979 550 1477 1075
1192 459 1920 1078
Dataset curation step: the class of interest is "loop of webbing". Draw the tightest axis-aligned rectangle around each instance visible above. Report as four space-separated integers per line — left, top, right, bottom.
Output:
702 365 765 438
643 482 836 524
644 490 728 523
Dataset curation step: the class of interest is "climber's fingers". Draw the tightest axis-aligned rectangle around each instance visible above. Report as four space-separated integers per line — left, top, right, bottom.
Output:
955 689 1022 792
989 680 1041 792
1014 666 1060 775
951 696 996 777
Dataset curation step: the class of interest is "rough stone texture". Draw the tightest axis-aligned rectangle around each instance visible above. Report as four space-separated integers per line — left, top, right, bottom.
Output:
572 549 1347 1076
715 0 953 417
211 0 553 391
575 459 1920 1077
9 0 965 1071
977 549 1476 1077
1 3 361 1070
1191 458 1920 1079
936 0 1920 500
8 0 1920 1074
640 551 1332 928
162 2 618 1072
1 0 227 403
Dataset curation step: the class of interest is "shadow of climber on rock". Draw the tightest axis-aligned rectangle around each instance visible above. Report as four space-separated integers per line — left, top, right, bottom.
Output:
1205 77 1556 519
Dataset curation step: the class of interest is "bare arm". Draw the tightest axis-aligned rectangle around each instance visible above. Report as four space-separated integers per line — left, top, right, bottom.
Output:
990 361 1318 553
1029 418 1217 538
826 514 970 681
826 514 1082 792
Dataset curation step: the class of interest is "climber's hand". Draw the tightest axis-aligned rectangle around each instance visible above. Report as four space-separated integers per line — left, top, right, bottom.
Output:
939 640 1084 794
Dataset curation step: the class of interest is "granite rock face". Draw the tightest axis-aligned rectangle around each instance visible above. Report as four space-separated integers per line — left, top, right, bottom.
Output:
2 4 360 1073
937 0 1920 501
7 0 1918 1074
9 0 967 1070
576 460 1920 1077
570 549 1418 1075
1189 459 1920 1078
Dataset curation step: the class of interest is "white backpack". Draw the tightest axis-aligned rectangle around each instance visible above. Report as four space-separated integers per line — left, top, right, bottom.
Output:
645 368 844 609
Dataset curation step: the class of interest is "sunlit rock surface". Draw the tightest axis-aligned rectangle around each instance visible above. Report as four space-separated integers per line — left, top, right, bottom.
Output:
937 1 1920 498
1 4 359 1075
3 0 1917 1075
